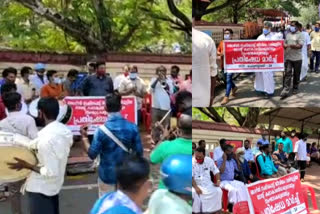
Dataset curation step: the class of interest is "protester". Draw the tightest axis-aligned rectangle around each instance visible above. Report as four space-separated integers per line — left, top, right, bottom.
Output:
192 147 222 214
275 131 293 154
150 66 173 131
289 130 299 152
175 90 192 116
119 66 147 124
219 29 238 105
0 83 18 120
114 65 130 91
255 22 277 99
30 63 48 95
40 70 64 99
235 148 259 183
298 23 311 81
256 144 279 178
217 145 248 204
90 155 151 214
147 154 192 214
252 141 263 155
16 66 37 104
310 23 320 73
150 114 192 188
168 65 182 93
179 70 191 93
243 140 254 163
273 143 296 176
88 62 97 76
63 69 79 96
281 21 305 99
198 139 206 150
295 133 308 182
214 138 226 161
7 97 73 214
257 134 270 145
0 67 17 90
81 61 114 96
192 14 217 107
80 92 143 197
310 142 320 161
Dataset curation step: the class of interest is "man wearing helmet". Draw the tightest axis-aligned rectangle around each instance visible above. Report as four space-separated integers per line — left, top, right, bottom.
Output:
146 154 192 214
192 147 222 214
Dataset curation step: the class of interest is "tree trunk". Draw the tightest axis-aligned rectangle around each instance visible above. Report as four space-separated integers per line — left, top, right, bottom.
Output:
242 108 260 128
197 108 226 123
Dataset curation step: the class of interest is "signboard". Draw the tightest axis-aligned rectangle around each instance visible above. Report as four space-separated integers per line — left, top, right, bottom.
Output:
247 171 307 214
224 40 284 73
226 140 243 151
64 96 137 135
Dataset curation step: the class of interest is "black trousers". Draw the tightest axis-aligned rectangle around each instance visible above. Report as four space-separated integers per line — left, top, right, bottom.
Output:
283 60 302 91
28 192 59 214
297 160 307 179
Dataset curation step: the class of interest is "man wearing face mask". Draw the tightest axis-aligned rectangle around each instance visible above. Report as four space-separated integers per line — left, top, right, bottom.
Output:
275 131 293 154
255 22 277 99
281 21 305 99
119 66 147 125
289 130 299 152
294 133 308 182
40 70 64 99
298 23 311 81
114 65 130 91
217 145 248 205
310 23 320 73
218 29 238 105
30 63 49 95
192 147 222 214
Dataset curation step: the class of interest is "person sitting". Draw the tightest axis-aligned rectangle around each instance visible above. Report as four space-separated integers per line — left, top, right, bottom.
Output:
273 143 296 176
217 145 248 205
256 144 279 178
40 70 64 99
214 138 226 161
235 148 259 183
192 147 222 214
310 142 320 163
90 155 151 214
275 131 293 154
243 140 254 163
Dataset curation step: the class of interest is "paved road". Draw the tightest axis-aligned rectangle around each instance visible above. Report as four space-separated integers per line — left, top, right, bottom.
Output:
213 71 320 107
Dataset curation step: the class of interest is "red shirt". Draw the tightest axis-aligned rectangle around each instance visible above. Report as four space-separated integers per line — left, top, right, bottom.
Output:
0 97 7 120
290 136 299 151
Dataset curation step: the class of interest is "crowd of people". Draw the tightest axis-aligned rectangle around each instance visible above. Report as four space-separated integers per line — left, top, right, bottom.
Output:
192 130 317 213
0 61 192 214
192 8 320 106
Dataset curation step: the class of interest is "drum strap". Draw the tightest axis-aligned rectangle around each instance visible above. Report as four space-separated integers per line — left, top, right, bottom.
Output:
99 125 131 153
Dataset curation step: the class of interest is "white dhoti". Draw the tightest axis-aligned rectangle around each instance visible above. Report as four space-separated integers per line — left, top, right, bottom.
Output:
300 51 308 80
220 180 248 204
254 72 274 95
192 185 222 213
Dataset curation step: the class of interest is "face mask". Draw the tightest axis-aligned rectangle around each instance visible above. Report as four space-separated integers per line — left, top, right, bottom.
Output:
129 72 138 80
315 27 319 32
227 154 233 161
97 69 105 76
37 72 44 77
124 72 129 77
263 29 269 35
290 26 296 33
224 34 230 40
53 77 61 84
196 158 204 164
291 133 295 137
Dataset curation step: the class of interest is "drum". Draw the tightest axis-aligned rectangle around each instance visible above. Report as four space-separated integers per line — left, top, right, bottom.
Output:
0 131 37 183
29 98 72 124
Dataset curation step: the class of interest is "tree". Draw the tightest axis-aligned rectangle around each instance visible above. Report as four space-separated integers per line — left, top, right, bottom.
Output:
0 0 191 54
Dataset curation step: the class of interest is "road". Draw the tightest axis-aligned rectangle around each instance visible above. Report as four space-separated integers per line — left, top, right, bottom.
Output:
213 71 320 107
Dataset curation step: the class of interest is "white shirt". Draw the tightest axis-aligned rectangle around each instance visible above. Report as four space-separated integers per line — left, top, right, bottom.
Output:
213 146 224 161
113 74 127 90
244 147 254 162
192 157 219 188
0 111 38 139
192 28 217 107
150 77 174 110
257 32 278 41
25 121 73 196
30 75 48 95
302 31 311 54
294 139 307 161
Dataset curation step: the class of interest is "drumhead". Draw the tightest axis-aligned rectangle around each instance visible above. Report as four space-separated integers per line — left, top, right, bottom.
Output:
0 145 37 183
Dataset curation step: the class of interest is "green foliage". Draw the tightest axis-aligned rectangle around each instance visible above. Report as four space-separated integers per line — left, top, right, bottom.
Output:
297 5 319 26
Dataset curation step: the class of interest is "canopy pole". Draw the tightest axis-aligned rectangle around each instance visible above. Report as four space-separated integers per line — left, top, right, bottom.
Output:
301 120 305 133
268 113 272 143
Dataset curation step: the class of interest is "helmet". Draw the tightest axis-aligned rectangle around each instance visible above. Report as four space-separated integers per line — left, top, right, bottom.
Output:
160 154 192 195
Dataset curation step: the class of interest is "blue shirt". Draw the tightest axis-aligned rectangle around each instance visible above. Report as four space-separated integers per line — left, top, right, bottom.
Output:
257 153 278 176
88 113 143 184
217 158 238 181
244 147 254 162
257 138 269 145
274 151 288 164
241 159 252 177
81 74 113 96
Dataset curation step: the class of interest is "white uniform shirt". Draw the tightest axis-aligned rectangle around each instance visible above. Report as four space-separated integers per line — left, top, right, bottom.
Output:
150 77 174 111
294 139 307 161
192 157 219 188
25 121 73 196
213 146 224 161
113 74 127 90
192 28 217 107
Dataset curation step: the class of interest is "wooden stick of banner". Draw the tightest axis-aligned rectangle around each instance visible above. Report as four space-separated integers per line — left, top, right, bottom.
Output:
159 109 172 125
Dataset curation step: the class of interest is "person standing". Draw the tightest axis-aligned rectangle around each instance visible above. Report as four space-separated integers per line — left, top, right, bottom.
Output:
114 65 130 91
219 29 238 105
214 138 226 162
179 70 192 93
281 21 305 99
275 131 293 154
16 67 37 104
0 67 17 90
299 23 311 81
294 133 308 182
30 63 48 95
310 23 320 73
257 134 270 145
168 65 182 93
255 22 277 99
40 70 64 99
289 130 299 152
63 69 79 96
81 61 114 96
118 66 147 124
192 14 217 107
80 92 143 197
7 97 73 214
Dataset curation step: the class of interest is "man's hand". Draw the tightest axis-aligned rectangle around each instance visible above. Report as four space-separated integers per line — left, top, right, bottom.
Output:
195 186 202 195
215 180 220 187
7 158 33 171
222 153 227 161
80 124 89 138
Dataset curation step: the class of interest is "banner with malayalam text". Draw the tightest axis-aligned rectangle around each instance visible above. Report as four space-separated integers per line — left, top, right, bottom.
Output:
224 40 284 73
64 96 137 135
247 171 307 214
